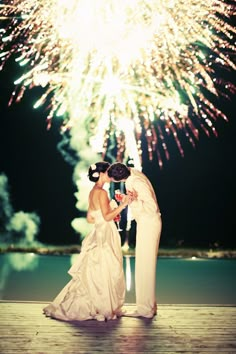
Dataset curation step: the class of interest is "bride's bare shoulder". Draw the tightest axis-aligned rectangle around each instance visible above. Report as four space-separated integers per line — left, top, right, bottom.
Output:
89 187 107 202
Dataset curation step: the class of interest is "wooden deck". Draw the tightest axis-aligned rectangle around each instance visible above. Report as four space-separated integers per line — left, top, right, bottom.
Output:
0 302 236 353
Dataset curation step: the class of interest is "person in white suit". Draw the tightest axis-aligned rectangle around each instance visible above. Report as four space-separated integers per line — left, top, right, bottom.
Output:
108 163 162 318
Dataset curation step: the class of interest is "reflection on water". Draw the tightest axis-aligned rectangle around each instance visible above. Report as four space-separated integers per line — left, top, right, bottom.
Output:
0 253 236 304
125 255 132 291
0 253 39 298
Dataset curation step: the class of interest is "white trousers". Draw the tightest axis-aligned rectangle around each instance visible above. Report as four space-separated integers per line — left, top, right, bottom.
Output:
135 213 162 316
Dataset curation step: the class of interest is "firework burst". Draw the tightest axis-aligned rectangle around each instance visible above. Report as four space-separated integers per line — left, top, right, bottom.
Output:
0 0 235 168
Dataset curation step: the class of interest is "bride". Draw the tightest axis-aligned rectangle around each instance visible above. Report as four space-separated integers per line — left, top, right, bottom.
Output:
43 161 130 321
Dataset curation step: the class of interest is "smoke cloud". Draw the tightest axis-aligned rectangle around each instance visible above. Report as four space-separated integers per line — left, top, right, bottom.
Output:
57 124 100 238
0 173 13 226
0 173 41 247
7 211 40 246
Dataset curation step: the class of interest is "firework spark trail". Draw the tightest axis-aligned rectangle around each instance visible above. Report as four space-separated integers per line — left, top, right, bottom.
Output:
0 0 235 233
1 1 235 152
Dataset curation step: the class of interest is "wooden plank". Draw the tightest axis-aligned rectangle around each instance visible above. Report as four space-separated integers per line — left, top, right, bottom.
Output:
0 302 236 353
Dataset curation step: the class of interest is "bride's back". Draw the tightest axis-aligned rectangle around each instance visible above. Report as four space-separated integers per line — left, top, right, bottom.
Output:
88 187 104 211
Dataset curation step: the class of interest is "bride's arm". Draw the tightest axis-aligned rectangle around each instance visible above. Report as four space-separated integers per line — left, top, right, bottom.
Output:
99 190 129 222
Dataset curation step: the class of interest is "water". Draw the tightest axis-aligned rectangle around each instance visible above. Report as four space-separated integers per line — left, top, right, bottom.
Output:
0 253 235 304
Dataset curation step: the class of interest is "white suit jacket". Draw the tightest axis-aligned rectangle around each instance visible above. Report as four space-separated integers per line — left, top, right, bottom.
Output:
125 168 160 220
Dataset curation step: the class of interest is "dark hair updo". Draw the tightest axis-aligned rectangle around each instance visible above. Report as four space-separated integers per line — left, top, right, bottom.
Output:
88 161 110 182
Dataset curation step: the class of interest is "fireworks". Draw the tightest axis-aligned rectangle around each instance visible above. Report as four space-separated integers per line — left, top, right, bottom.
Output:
0 0 235 167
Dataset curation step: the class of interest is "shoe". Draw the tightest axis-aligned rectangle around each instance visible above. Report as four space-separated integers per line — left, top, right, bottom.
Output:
125 310 156 319
124 310 140 317
141 312 155 319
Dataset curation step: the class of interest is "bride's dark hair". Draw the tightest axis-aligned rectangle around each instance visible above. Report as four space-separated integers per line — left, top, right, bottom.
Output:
88 161 110 182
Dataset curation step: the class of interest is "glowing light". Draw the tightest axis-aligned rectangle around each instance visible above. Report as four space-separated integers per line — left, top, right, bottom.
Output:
0 0 235 168
122 240 130 252
0 1 235 235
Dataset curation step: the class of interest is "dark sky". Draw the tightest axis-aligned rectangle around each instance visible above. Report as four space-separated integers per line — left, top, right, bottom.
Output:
0 59 235 248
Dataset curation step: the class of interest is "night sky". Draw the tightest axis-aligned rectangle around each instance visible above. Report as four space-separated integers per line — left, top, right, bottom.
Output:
0 58 235 248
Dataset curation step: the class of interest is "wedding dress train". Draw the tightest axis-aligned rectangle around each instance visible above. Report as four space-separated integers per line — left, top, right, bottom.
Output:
43 209 125 321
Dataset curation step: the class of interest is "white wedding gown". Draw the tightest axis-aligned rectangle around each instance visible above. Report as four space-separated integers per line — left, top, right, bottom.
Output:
43 209 125 321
